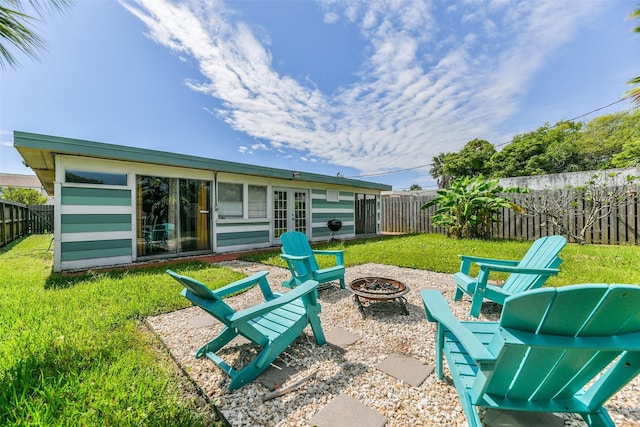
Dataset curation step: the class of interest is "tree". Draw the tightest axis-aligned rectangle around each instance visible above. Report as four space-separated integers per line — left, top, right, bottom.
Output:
1 187 47 205
489 121 582 178
429 152 456 189
611 139 640 167
445 138 496 179
408 184 422 191
625 6 640 104
575 110 639 170
421 175 526 239
0 0 73 69
517 172 640 244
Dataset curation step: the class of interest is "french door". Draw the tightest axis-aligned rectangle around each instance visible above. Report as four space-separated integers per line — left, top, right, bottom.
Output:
273 188 308 241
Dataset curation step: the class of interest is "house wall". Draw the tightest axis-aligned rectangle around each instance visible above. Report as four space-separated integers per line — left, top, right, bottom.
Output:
53 154 383 271
311 189 355 239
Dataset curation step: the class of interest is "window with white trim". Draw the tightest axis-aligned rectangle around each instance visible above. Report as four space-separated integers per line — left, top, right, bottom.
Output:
218 183 243 218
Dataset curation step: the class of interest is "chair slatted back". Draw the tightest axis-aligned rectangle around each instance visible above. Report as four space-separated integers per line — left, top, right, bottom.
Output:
501 235 567 294
485 285 640 402
281 231 319 276
166 270 236 320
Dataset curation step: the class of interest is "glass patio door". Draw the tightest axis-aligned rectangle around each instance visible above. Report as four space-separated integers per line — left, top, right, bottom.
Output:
137 176 211 257
273 188 308 241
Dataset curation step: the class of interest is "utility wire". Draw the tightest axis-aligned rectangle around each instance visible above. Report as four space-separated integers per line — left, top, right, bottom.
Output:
349 98 636 178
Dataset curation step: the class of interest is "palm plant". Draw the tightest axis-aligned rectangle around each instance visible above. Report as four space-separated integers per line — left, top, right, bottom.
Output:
0 0 73 69
626 6 640 104
421 175 526 239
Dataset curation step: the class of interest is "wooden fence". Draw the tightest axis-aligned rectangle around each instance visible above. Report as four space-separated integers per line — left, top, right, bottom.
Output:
381 191 640 245
0 201 54 248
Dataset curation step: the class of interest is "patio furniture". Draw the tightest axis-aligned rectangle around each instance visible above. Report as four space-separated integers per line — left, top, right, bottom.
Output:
166 269 326 391
421 284 640 427
280 231 346 289
454 235 567 317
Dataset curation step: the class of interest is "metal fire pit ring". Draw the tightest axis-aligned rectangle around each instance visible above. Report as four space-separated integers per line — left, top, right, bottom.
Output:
348 277 410 318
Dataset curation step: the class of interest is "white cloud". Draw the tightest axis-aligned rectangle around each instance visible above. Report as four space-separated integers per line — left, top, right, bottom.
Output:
123 0 606 177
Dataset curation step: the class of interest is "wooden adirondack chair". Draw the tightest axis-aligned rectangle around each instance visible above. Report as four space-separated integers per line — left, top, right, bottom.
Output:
280 231 346 289
166 269 326 391
421 284 640 426
454 235 567 317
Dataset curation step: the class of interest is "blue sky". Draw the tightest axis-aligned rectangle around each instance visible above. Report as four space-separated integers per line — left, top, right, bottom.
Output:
1 0 638 190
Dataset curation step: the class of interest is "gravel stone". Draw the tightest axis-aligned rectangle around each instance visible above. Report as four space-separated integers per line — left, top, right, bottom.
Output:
147 262 640 427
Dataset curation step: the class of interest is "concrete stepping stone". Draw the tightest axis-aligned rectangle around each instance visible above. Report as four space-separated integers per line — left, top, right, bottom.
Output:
483 409 565 427
376 353 434 387
256 359 297 391
309 393 386 427
188 313 217 328
324 326 361 348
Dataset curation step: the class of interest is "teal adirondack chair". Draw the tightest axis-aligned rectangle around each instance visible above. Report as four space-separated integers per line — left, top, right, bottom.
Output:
280 231 346 289
422 284 640 426
454 235 567 317
166 269 326 391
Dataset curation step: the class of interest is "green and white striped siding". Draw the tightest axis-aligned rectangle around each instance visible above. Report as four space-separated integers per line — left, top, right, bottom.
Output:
215 221 271 251
59 187 133 270
311 190 354 239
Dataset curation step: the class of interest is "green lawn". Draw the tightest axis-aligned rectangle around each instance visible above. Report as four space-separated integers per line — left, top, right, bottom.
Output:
241 233 640 287
0 235 241 427
1 233 638 426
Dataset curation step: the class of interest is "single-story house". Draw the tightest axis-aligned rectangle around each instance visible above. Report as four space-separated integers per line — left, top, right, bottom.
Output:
13 131 391 272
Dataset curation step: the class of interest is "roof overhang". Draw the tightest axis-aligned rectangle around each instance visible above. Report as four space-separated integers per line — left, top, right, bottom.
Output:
13 131 392 195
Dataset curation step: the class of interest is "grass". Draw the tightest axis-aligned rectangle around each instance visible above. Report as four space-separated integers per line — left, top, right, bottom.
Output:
1 233 639 426
240 233 640 287
0 235 244 427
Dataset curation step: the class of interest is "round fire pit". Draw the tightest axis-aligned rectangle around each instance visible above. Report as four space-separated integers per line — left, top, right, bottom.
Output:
348 277 410 318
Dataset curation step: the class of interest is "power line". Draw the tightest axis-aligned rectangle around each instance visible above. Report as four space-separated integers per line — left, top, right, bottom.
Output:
348 98 636 179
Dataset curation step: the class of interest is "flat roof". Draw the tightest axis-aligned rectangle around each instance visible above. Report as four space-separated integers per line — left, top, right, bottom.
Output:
13 131 392 195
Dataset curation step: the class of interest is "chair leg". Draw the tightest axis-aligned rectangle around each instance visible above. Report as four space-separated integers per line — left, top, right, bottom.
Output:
469 293 484 318
579 407 616 427
454 287 464 301
195 327 237 359
338 277 346 289
308 312 327 345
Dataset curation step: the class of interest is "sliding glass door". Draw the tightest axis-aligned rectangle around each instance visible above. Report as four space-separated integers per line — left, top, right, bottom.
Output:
137 176 211 257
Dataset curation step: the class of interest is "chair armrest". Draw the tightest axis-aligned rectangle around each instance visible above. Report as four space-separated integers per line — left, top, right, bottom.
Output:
228 280 320 323
459 255 520 265
476 262 560 277
214 270 274 300
458 255 519 274
280 254 311 261
421 289 495 363
312 249 345 265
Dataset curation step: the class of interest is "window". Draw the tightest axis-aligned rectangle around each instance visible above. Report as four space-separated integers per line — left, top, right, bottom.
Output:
326 189 340 202
248 185 267 218
66 170 127 186
218 183 243 218
218 183 267 219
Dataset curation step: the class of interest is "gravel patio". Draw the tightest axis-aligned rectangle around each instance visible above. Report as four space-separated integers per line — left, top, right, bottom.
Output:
146 261 640 427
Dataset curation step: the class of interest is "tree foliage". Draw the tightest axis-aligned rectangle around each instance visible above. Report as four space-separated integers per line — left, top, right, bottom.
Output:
1 187 47 205
0 0 73 69
489 121 583 178
421 175 527 239
429 109 640 188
